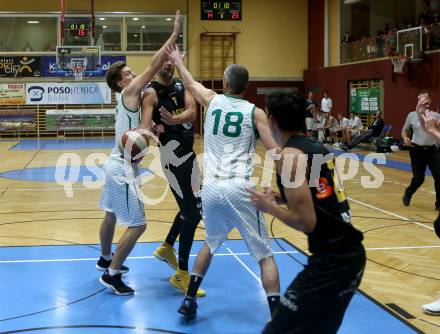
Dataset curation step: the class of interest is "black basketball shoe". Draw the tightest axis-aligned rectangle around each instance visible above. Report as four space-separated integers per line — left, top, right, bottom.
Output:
96 256 129 274
99 270 134 296
178 296 198 319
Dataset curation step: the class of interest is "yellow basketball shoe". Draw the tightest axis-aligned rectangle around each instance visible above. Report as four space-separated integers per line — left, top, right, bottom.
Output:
170 268 206 297
153 242 177 270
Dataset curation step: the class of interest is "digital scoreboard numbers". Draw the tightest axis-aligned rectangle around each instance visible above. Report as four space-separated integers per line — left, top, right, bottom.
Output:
201 1 242 20
63 17 91 45
69 23 88 37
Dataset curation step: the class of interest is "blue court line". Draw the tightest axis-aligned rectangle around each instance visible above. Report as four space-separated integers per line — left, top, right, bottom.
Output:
328 147 432 176
0 239 420 334
0 165 153 183
9 138 115 151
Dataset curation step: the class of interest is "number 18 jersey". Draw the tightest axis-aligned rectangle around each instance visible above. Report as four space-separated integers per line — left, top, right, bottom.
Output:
204 93 257 181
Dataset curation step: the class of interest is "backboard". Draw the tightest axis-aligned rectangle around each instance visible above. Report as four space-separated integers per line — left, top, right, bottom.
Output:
396 27 423 61
56 46 101 73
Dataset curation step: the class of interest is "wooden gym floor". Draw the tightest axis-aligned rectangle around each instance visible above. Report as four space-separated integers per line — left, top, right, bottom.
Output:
0 137 439 333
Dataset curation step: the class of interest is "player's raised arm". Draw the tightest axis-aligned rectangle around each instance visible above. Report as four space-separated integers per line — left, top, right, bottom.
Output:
166 44 216 107
125 10 181 101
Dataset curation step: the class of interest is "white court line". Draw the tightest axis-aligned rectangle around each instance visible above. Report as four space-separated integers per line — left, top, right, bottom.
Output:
391 181 435 194
348 196 434 231
0 184 171 191
0 250 297 264
366 245 440 251
0 199 177 206
226 247 261 283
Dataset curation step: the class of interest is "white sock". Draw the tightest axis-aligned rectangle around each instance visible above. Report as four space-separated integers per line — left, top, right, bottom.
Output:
102 254 112 261
266 292 281 298
108 268 122 276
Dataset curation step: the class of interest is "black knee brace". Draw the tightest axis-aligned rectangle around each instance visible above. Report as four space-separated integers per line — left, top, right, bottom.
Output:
434 214 440 239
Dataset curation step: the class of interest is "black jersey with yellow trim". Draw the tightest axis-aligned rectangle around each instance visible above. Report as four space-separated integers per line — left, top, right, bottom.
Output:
277 135 363 255
148 79 194 147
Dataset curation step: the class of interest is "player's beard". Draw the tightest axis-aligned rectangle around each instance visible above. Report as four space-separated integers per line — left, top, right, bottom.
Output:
159 67 174 80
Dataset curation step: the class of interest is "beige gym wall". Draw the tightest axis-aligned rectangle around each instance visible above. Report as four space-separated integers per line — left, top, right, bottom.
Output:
1 0 308 79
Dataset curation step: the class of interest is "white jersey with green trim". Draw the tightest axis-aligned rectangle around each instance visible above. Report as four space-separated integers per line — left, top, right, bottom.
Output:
203 93 257 181
110 91 141 161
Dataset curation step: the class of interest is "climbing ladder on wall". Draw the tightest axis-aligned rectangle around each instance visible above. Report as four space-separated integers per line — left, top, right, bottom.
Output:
199 32 238 133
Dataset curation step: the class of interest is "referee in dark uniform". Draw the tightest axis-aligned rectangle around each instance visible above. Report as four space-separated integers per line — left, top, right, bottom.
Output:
141 60 205 297
249 91 365 333
402 93 440 210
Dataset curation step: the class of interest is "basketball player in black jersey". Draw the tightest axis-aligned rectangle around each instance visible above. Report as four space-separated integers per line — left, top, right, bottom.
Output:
141 60 205 297
249 91 366 333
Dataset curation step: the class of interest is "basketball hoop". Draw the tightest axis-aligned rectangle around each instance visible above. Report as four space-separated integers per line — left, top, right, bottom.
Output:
390 55 408 73
69 58 87 80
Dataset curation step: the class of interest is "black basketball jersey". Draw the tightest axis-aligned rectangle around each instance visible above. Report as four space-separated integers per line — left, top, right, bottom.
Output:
277 135 363 254
148 79 194 147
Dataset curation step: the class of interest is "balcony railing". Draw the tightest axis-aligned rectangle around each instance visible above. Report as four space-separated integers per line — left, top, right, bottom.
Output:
340 23 440 64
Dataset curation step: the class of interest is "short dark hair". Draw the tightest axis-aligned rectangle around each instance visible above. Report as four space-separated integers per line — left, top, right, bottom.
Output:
266 91 306 131
106 61 126 92
223 64 249 94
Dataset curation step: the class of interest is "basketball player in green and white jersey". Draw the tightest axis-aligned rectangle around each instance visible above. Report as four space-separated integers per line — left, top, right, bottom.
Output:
165 45 281 319
96 11 181 296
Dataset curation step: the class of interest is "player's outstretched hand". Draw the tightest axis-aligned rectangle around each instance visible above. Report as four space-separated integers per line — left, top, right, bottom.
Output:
152 123 165 136
421 110 439 134
165 44 185 65
173 10 181 36
247 188 277 215
160 106 178 125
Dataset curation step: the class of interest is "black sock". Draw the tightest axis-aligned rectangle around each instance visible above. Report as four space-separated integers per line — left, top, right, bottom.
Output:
267 294 281 315
434 213 440 239
187 274 204 298
178 218 198 271
165 212 184 246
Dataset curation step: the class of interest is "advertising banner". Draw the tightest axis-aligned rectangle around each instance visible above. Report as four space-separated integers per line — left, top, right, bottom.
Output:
41 55 126 77
0 109 35 132
0 56 41 77
0 84 26 105
349 87 381 114
26 82 112 105
45 109 115 131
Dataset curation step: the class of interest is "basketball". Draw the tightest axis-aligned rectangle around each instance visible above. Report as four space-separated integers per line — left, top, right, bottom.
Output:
118 129 149 161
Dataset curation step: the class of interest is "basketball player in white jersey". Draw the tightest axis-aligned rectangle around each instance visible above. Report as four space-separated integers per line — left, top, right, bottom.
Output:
96 11 181 296
165 45 281 319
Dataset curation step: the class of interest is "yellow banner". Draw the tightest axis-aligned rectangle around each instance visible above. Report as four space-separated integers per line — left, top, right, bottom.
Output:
0 84 25 105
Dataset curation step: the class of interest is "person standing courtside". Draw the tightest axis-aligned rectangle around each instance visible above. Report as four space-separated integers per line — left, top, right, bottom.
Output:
401 93 440 210
305 90 317 136
249 91 365 333
96 12 181 295
165 44 281 320
320 91 332 114
140 59 205 297
418 103 440 314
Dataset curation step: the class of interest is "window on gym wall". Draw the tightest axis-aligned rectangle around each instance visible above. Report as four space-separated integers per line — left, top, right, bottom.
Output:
0 16 57 52
126 15 185 52
95 16 122 51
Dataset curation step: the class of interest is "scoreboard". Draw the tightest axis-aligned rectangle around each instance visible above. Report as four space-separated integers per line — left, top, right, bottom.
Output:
63 17 91 45
201 1 242 20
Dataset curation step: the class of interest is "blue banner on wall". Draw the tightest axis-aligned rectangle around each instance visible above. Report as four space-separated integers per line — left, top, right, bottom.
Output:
41 55 126 78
